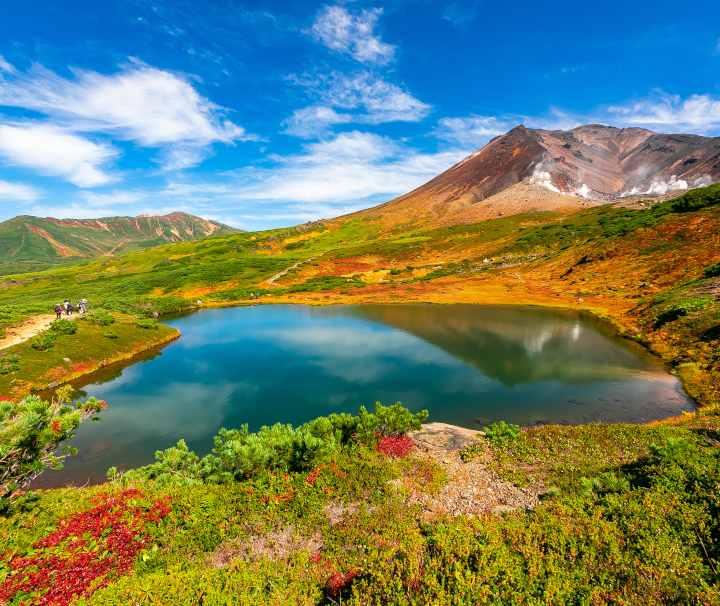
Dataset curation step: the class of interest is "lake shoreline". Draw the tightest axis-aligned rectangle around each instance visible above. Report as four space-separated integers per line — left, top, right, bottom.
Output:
23 328 182 400
30 296 699 425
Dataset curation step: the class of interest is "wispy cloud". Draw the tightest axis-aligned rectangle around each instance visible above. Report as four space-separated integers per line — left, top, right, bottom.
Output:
442 1 481 27
0 179 40 202
435 115 510 147
0 55 15 74
285 71 431 137
0 60 255 170
310 6 395 65
230 131 465 203
607 92 720 133
283 105 351 138
77 190 144 207
0 123 117 187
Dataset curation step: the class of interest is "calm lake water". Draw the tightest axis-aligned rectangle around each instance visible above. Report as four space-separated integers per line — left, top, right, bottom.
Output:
41 304 694 487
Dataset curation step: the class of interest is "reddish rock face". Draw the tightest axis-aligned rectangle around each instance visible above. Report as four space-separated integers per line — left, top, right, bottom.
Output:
531 125 720 198
357 124 720 229
416 124 720 202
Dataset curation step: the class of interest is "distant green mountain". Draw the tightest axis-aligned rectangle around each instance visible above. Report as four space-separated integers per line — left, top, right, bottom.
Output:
0 212 238 275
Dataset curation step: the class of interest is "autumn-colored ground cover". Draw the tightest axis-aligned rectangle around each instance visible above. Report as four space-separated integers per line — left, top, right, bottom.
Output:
1 404 718 605
0 186 719 604
0 489 171 606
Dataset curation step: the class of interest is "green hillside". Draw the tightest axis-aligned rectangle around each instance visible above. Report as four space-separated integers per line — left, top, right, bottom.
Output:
0 184 718 405
0 212 238 275
0 186 719 605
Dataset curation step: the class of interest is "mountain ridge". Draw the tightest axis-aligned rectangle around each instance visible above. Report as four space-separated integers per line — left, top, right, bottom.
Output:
0 211 238 275
345 123 720 229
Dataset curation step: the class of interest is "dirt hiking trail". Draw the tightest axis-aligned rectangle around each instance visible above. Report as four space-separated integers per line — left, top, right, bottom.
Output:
0 314 75 351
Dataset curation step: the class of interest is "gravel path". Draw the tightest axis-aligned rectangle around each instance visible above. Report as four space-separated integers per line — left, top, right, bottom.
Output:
407 423 540 519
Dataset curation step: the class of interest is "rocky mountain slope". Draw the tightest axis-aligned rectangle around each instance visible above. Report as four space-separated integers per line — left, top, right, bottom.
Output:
355 124 720 228
0 212 237 275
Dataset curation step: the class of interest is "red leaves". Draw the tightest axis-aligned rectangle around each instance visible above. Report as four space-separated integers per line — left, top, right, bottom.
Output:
0 489 171 606
50 420 62 435
305 462 346 486
306 466 323 486
309 552 359 600
376 434 415 458
309 551 323 564
325 569 359 600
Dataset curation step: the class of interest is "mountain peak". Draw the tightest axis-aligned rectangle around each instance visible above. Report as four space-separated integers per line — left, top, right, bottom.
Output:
348 123 720 229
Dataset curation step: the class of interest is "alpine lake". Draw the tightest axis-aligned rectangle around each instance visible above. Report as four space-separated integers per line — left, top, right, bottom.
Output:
41 304 694 486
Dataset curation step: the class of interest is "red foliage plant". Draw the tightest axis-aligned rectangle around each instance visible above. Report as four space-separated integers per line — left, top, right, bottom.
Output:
325 570 359 600
0 488 171 606
376 435 415 458
305 462 346 486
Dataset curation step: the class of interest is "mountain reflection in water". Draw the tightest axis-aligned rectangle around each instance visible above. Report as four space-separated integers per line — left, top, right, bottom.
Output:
41 304 693 487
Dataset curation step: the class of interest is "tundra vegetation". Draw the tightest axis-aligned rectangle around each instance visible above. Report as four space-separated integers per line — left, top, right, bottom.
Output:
0 185 718 604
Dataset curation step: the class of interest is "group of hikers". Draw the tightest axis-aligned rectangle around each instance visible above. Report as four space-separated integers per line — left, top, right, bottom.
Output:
54 298 89 319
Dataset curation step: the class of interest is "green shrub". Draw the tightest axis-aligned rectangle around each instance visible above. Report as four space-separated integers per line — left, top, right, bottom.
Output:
49 318 77 335
459 441 484 462
102 330 119 339
136 318 159 330
355 402 428 441
703 262 720 279
0 386 105 510
0 355 19 375
31 331 56 351
116 403 427 486
482 420 521 446
654 297 712 328
669 182 720 213
654 306 688 328
86 309 115 326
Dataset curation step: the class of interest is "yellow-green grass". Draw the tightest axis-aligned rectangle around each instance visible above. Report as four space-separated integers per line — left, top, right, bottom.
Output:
1 408 718 605
0 314 178 399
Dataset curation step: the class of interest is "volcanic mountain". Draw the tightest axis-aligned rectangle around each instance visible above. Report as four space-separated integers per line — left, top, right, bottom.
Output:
355 124 720 228
0 212 237 275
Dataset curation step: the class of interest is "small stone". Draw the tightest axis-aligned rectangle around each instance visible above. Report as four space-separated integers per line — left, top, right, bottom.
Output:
491 505 516 515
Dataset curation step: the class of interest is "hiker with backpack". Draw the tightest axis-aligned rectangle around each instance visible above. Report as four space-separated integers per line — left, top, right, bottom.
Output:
54 304 63 319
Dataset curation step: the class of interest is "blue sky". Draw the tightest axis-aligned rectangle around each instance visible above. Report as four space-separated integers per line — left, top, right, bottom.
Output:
0 0 719 229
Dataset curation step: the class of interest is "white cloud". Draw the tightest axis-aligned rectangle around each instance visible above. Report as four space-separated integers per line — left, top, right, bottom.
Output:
0 123 116 187
322 72 430 120
0 179 40 201
77 190 143 207
435 115 510 146
607 92 720 133
160 145 211 171
286 72 431 137
232 131 466 203
311 6 395 64
0 61 255 169
0 55 15 74
283 105 351 137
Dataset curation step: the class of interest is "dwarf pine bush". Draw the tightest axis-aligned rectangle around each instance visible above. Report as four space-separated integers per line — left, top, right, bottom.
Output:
115 403 428 486
0 387 105 510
